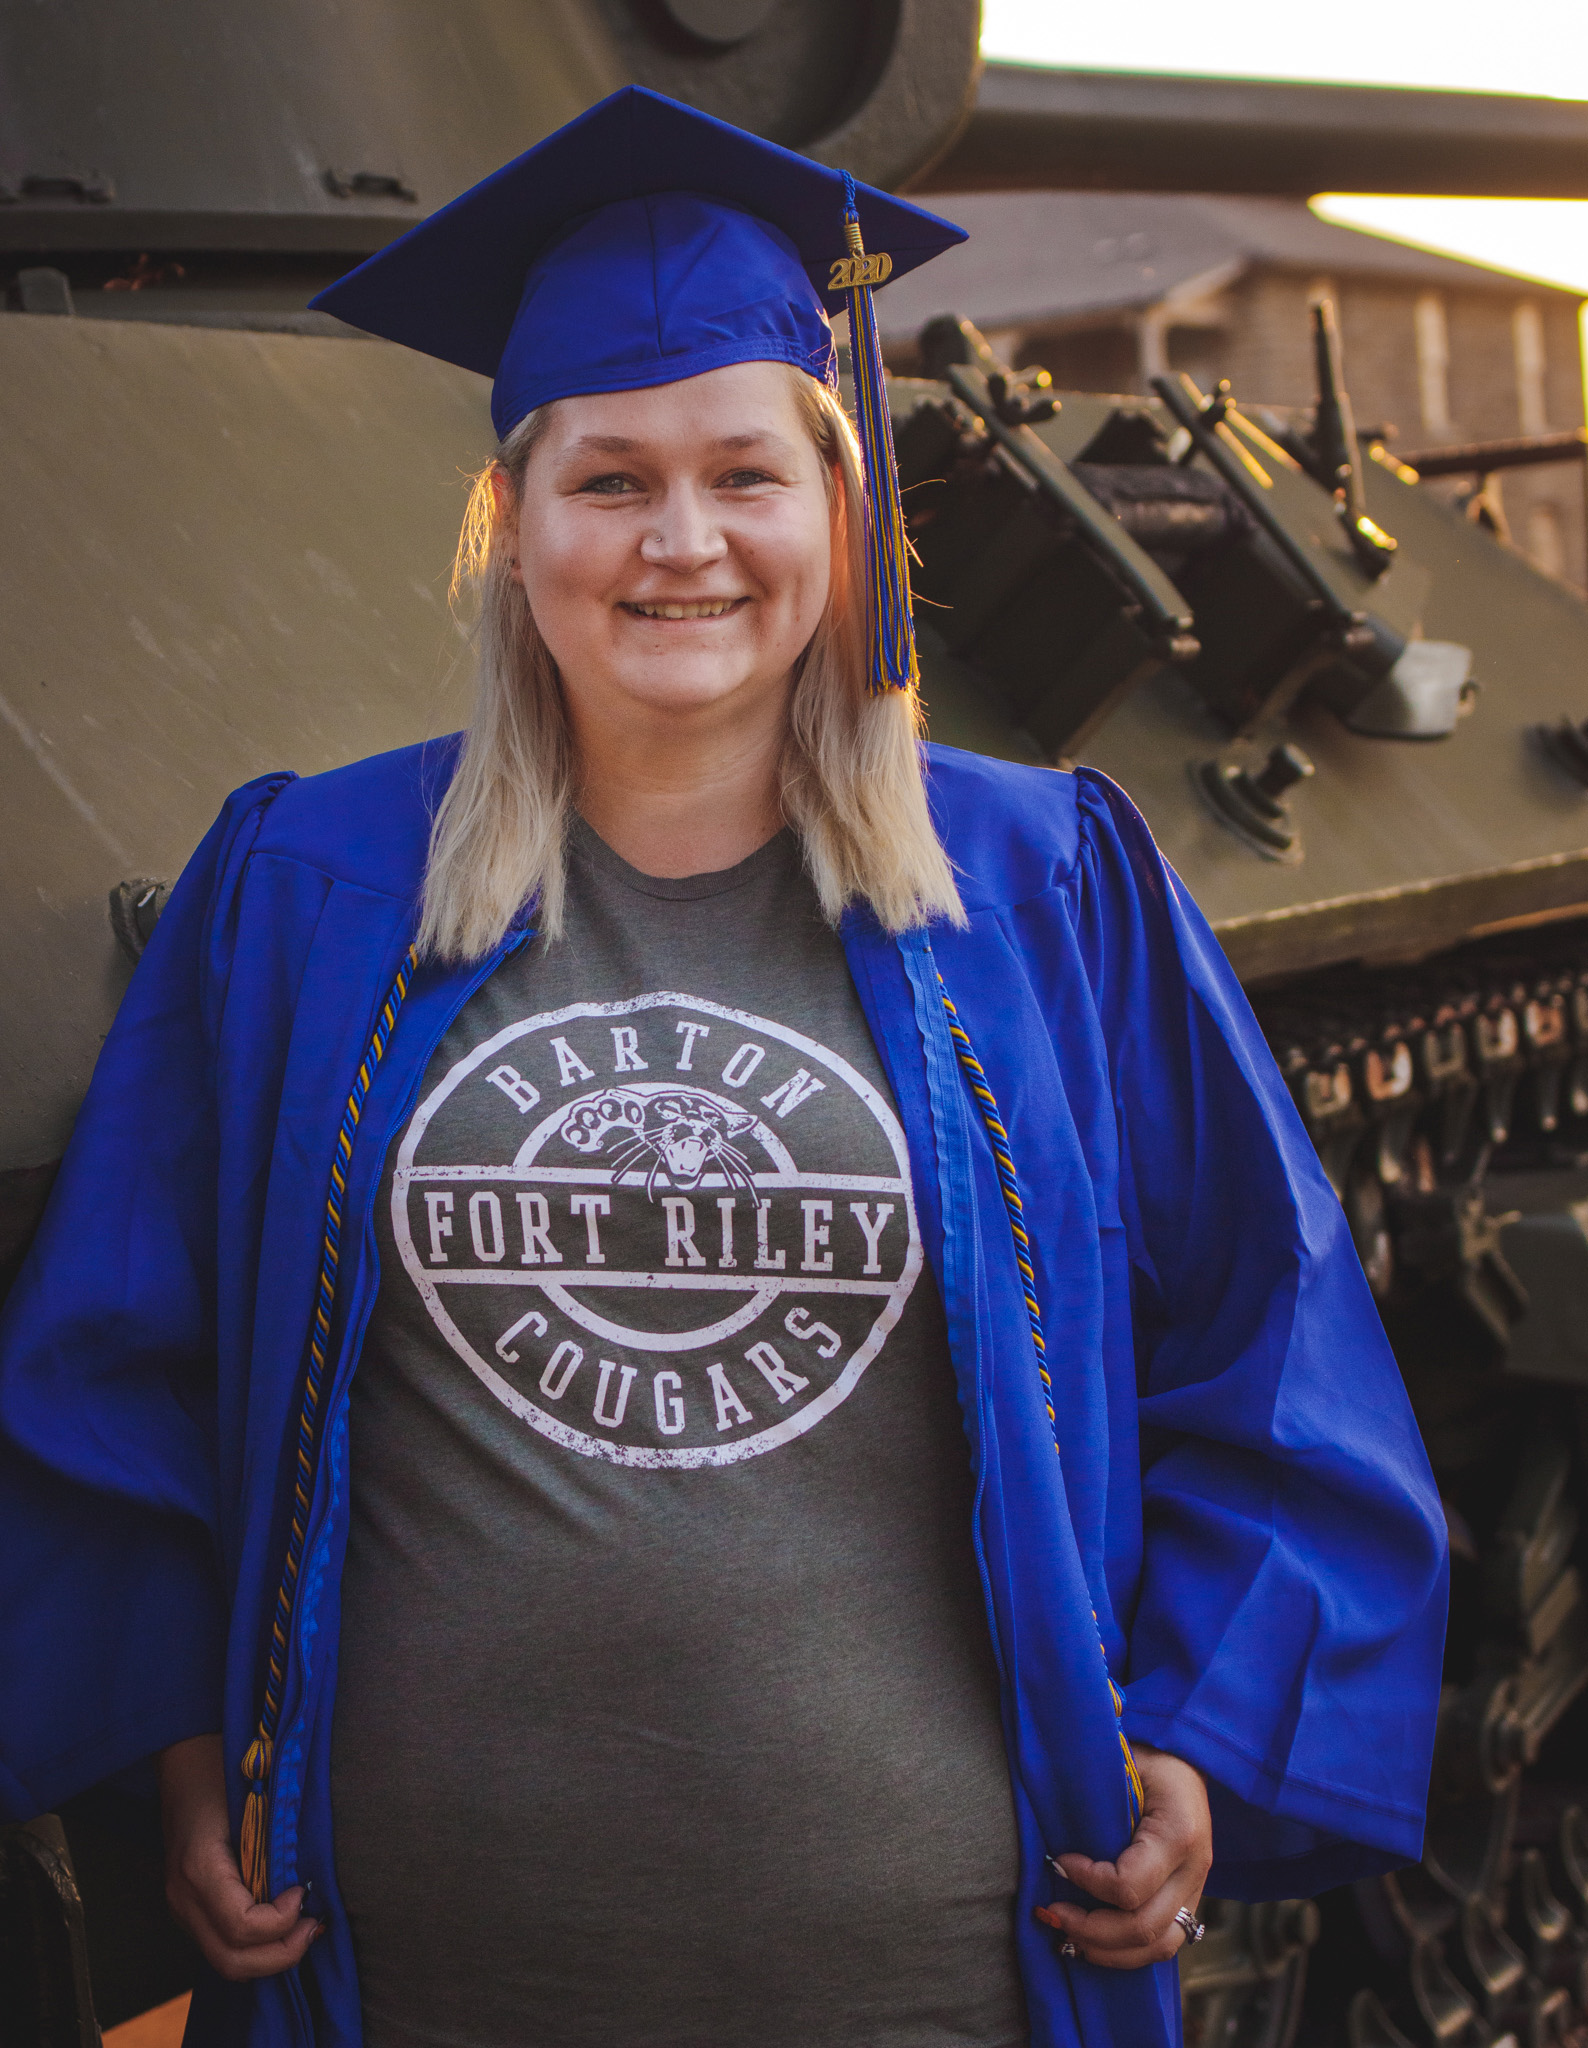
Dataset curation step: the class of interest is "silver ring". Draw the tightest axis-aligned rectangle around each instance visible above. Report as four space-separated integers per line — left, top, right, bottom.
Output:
1174 1907 1206 1946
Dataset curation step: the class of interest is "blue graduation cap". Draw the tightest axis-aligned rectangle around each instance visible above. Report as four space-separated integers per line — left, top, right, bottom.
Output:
311 87 966 694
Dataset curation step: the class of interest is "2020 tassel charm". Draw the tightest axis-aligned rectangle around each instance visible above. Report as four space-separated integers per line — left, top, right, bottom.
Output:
835 170 918 697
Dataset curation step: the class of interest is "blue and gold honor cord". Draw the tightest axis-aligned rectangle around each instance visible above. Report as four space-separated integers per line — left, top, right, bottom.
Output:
239 943 420 1903
937 972 1146 1826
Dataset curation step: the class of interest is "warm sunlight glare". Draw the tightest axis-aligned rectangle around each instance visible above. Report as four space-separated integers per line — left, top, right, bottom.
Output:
1312 196 1588 296
980 0 1588 101
980 1 1588 300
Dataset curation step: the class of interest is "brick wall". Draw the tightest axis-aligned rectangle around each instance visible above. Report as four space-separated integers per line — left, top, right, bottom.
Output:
1288 273 1582 595
1002 268 1587 594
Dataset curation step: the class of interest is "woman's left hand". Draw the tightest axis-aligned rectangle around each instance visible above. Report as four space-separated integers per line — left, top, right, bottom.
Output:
1034 1742 1212 1969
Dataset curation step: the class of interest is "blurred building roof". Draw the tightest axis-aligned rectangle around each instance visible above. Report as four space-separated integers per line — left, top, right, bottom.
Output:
876 192 1585 342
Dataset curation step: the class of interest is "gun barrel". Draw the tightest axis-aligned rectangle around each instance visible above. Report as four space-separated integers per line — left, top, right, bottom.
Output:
923 64 1588 198
1397 431 1588 478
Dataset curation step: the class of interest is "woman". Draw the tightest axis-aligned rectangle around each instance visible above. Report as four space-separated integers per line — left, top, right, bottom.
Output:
0 88 1445 2048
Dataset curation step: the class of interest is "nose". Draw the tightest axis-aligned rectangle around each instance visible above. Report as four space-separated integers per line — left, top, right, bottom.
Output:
639 484 728 575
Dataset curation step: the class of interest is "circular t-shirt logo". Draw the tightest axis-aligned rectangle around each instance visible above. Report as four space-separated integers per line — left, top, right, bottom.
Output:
391 992 922 1467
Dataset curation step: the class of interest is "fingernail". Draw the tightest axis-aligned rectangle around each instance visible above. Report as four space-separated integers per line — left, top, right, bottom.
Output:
298 1880 317 1917
309 1921 327 1943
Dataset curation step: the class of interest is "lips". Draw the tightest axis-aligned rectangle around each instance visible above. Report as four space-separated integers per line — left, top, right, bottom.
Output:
620 598 744 619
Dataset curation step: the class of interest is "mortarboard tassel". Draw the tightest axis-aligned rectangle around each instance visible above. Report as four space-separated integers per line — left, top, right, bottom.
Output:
838 171 917 696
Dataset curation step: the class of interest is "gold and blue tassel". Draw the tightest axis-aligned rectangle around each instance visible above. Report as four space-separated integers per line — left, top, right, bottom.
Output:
834 170 917 697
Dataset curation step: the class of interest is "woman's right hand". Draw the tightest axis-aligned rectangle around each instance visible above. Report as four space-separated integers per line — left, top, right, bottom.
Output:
158 1733 321 1980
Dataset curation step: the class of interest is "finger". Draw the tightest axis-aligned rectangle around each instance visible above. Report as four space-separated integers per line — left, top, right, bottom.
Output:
1037 1901 1176 1954
188 1864 305 1944
1055 1793 1208 1913
172 1845 306 1950
1037 1888 1184 1953
213 1889 308 1948
192 1914 322 1983
1037 1869 1199 1957
1054 1833 1177 1913
1078 1939 1182 1971
1085 1907 1201 1973
1034 1905 1190 1972
170 1861 316 1976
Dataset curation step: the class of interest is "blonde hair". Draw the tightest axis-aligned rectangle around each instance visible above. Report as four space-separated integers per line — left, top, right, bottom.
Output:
417 367 965 960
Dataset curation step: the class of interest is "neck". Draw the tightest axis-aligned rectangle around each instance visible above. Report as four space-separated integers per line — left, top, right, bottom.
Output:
567 676 790 880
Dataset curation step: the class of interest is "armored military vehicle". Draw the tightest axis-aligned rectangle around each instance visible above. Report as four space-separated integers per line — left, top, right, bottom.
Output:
893 309 1588 2048
6 10 1588 2047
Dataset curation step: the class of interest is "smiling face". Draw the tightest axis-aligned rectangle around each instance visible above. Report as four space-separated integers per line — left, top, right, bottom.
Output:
510 361 836 740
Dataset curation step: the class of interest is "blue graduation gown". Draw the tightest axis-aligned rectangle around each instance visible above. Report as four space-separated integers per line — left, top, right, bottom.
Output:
0 740 1448 2048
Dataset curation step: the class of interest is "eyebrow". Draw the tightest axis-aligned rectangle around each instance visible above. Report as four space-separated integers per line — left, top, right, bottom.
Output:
556 430 796 458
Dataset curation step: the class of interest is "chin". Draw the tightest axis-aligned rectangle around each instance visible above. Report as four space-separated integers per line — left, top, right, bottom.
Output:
611 659 782 716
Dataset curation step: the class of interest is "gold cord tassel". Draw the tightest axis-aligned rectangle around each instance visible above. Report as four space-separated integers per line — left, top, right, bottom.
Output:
238 1735 273 1903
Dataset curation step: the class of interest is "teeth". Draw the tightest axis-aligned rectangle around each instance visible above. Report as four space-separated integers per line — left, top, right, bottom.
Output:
628 600 736 619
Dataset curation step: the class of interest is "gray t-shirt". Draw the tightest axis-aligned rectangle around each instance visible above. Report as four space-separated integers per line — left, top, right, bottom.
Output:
332 821 1025 2048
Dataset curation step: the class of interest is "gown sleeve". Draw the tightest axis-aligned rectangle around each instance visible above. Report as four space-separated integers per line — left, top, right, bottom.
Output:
1067 768 1448 1900
0 773 292 1820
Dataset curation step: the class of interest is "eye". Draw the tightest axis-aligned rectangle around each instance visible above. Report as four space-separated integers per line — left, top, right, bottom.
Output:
719 467 778 489
576 472 642 496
